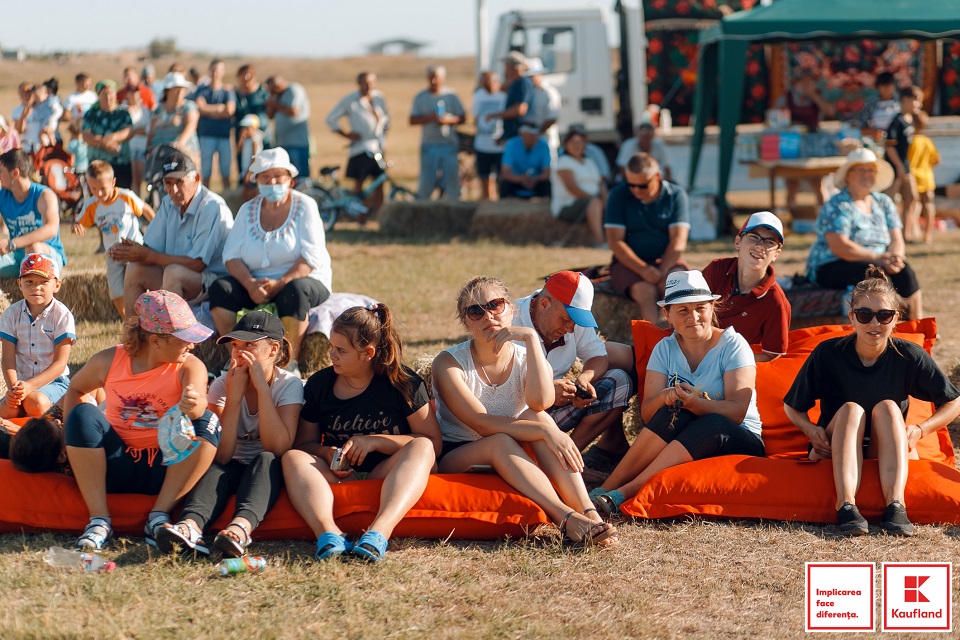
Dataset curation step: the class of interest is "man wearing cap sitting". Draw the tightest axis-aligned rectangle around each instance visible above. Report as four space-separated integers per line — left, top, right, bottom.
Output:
499 124 551 199
605 152 690 324
702 211 791 362
112 149 233 316
514 271 635 477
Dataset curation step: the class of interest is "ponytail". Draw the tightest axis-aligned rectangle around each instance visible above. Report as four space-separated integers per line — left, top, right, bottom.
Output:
332 303 413 404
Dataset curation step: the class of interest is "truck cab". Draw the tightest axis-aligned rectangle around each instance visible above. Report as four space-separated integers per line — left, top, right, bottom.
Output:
488 1 646 148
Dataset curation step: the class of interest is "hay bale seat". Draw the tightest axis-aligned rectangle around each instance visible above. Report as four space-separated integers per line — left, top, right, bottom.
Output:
378 201 478 238
1 270 118 323
469 199 592 246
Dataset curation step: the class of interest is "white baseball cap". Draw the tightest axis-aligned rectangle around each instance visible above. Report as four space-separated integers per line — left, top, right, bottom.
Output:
740 211 784 243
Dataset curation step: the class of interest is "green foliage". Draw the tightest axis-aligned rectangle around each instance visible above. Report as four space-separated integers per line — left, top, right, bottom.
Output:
147 37 177 59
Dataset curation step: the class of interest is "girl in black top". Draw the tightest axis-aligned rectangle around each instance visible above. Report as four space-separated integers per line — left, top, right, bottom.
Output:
784 267 960 537
282 304 441 562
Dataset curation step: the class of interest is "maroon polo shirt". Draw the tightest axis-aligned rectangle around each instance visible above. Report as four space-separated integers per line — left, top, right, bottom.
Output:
702 257 791 355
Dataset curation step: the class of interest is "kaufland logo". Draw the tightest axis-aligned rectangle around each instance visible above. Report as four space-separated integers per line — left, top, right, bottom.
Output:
882 563 951 632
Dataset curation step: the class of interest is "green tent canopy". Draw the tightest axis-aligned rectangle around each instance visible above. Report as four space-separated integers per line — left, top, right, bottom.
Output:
688 0 960 231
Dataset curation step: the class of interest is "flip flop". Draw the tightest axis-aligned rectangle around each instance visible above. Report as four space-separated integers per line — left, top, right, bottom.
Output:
351 530 388 563
315 532 352 560
559 511 618 550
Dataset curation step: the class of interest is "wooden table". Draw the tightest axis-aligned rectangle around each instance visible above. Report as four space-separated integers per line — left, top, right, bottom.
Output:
744 157 847 212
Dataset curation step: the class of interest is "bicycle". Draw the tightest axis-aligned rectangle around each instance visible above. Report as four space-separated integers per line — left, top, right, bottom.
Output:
295 152 415 232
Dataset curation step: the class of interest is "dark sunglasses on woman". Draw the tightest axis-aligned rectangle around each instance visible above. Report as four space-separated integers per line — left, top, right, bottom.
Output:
465 298 506 321
852 308 897 325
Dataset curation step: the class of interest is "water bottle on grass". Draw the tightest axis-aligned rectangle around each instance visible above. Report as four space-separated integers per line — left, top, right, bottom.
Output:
219 556 267 576
44 547 116 573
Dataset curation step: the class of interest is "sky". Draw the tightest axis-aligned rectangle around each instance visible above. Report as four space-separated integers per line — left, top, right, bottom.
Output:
0 0 616 59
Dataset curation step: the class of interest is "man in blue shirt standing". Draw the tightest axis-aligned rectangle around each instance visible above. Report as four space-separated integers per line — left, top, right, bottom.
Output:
486 52 534 144
604 153 690 323
193 60 236 189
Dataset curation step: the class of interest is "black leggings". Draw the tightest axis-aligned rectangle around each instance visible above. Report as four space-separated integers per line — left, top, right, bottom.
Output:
643 406 765 461
816 260 920 298
178 452 282 531
208 275 330 321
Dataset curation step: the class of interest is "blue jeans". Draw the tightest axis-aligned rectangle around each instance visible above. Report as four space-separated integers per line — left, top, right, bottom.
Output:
199 136 233 184
417 143 460 200
283 146 311 180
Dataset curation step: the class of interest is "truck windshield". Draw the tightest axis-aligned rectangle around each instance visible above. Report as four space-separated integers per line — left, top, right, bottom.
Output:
508 25 575 74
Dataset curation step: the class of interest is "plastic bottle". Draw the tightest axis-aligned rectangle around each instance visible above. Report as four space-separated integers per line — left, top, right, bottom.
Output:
435 99 446 118
219 556 267 576
44 547 116 573
660 108 672 135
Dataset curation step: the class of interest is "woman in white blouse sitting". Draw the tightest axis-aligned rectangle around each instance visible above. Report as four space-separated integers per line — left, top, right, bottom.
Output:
551 127 606 246
208 148 332 370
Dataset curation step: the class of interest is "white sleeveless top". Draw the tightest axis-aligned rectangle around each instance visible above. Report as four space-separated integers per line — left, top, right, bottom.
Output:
433 340 529 443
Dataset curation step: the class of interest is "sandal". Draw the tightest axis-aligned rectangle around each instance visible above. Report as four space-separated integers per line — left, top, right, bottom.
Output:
76 517 112 551
212 521 251 558
590 489 625 520
559 510 618 550
155 520 209 556
351 530 388 563
143 512 171 549
315 532 352 560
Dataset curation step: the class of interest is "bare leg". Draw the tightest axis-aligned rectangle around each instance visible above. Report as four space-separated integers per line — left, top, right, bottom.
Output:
827 402 867 509
627 280 661 324
211 306 238 338
586 197 605 245
365 438 436 538
65 446 110 517
21 391 52 418
903 289 923 321
870 400 910 506
282 449 343 537
614 440 694 499
569 408 626 452
152 441 217 513
920 191 935 244
281 316 308 364
439 433 603 541
600 428 669 491
366 182 385 217
160 264 203 302
123 262 164 316
112 297 125 321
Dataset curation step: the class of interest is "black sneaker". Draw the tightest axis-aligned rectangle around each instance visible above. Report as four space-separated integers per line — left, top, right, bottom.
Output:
881 500 915 537
836 502 869 536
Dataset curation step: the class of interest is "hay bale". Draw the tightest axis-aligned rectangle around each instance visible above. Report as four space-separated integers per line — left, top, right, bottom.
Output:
592 291 636 344
298 332 331 379
1 270 117 323
469 199 590 245
412 353 437 398
378 201 478 238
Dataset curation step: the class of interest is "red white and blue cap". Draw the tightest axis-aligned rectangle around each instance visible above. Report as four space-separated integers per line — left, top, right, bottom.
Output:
658 270 721 308
739 211 784 243
544 270 597 328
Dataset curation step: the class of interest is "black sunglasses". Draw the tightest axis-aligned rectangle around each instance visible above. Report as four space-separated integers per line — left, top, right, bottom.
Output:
626 181 652 190
465 298 507 321
852 308 897 325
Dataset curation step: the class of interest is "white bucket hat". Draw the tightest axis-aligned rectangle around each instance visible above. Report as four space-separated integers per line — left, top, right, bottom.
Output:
248 147 299 178
833 147 895 191
163 72 191 90
657 270 721 308
525 57 546 76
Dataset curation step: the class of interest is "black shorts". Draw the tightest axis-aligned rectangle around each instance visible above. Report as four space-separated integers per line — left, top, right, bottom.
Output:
815 260 920 298
643 406 765 461
475 152 502 179
556 197 592 223
345 152 384 183
208 275 330 321
439 440 472 460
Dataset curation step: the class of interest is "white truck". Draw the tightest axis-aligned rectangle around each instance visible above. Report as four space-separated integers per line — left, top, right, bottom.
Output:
483 0 647 151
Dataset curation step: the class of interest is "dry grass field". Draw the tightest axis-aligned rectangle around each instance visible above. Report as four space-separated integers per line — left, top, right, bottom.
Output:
3 52 960 639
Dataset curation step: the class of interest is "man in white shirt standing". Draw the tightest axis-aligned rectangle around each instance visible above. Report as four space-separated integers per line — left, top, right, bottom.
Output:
526 57 562 161
326 72 390 215
62 73 98 127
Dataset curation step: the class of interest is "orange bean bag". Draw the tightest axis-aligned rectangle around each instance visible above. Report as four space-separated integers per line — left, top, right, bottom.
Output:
0 463 550 540
621 318 960 524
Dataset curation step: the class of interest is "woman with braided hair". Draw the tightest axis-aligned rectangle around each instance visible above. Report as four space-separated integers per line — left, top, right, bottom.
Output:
282 303 441 562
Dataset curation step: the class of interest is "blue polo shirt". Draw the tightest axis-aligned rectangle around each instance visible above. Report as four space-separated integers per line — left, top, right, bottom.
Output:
502 76 534 141
502 137 551 197
603 180 690 262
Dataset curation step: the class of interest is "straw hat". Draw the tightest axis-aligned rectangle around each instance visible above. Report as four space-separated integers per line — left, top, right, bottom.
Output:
657 270 721 308
833 148 895 191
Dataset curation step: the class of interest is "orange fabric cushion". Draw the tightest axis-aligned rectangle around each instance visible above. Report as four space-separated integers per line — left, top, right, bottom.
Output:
623 318 958 523
0 462 549 540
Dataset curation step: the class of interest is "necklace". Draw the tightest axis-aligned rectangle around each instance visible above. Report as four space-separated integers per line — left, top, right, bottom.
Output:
472 341 506 390
341 374 372 391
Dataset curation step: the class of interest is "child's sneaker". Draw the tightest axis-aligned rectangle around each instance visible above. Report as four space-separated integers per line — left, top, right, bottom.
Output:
836 502 869 536
881 500 915 537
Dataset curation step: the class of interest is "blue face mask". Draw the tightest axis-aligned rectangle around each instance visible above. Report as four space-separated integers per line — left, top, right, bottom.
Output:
258 183 288 202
